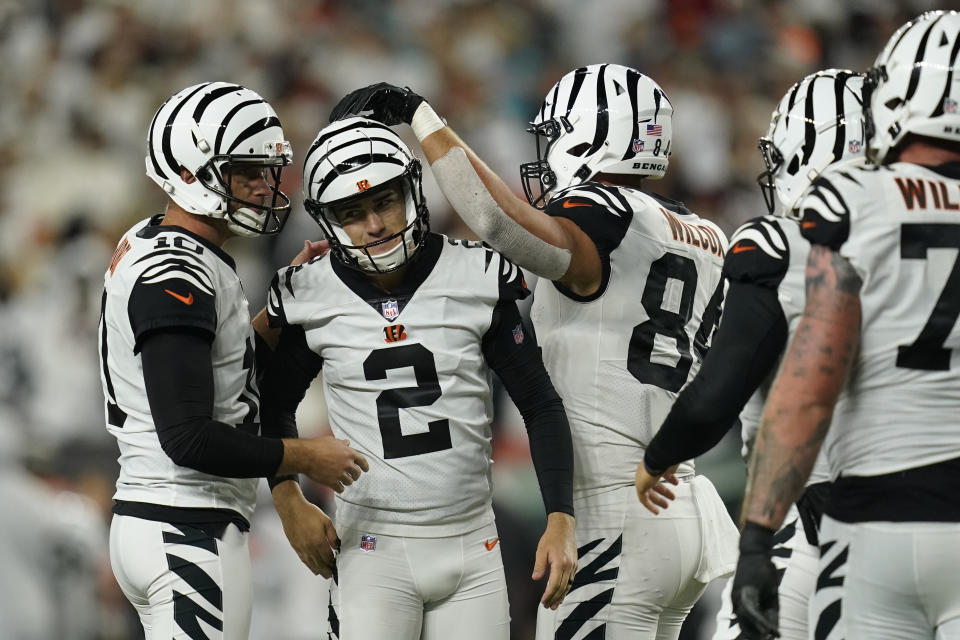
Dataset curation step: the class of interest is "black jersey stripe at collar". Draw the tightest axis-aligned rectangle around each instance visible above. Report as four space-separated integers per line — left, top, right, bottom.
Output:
331 232 444 319
137 215 237 271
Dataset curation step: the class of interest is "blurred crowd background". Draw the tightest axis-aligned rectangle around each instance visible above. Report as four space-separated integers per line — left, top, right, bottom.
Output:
0 0 943 638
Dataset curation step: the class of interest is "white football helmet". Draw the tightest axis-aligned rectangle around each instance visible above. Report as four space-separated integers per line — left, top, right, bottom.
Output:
758 69 866 217
145 82 293 237
521 64 673 208
866 10 960 164
302 117 428 273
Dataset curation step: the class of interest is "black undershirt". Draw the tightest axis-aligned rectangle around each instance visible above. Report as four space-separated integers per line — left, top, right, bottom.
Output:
140 328 284 478
644 282 788 472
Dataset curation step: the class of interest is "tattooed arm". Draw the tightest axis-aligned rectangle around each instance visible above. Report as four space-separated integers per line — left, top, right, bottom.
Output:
741 245 862 530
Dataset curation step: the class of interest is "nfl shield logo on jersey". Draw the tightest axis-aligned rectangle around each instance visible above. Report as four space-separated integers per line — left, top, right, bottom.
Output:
381 299 399 320
512 323 524 344
360 534 376 552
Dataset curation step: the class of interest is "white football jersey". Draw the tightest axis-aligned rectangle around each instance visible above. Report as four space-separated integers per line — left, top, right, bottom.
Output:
726 215 830 485
98 216 260 522
800 162 960 478
266 234 528 537
530 184 727 497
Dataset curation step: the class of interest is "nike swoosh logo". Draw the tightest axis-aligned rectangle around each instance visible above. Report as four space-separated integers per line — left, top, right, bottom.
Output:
802 221 817 229
562 200 592 208
484 537 499 551
164 289 194 305
731 244 757 254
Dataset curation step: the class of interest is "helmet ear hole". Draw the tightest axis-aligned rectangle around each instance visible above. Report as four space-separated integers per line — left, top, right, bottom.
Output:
567 142 591 157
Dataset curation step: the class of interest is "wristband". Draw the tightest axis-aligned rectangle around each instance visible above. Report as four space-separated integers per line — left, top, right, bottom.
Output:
411 102 446 141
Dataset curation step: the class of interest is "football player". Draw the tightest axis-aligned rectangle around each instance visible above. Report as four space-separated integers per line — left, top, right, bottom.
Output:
633 69 866 640
732 11 960 639
258 116 577 640
330 64 736 639
100 82 368 639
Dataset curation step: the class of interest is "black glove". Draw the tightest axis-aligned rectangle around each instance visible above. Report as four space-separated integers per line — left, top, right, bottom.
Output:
732 522 780 639
329 83 426 126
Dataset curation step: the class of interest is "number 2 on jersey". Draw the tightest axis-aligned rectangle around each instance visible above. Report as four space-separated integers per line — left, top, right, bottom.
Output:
364 343 453 459
627 252 722 392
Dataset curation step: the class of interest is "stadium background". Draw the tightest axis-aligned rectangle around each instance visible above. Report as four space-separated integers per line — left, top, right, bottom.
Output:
0 0 938 638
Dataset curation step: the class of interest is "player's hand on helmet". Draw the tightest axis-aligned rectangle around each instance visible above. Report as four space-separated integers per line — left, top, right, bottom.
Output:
273 483 340 577
732 522 780 639
533 512 578 610
634 462 680 514
287 436 369 493
329 82 426 126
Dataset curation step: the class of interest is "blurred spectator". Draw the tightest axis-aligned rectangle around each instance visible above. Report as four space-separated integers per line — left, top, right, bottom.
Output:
0 1 938 637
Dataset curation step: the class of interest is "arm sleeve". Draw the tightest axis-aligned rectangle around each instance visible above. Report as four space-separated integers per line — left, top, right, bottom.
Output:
258 324 324 489
482 301 574 516
141 329 284 478
643 281 788 472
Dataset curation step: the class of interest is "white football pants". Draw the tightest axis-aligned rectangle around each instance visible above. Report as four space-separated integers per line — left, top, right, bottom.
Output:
537 478 737 640
109 515 252 639
812 516 960 640
331 520 509 640
711 505 819 640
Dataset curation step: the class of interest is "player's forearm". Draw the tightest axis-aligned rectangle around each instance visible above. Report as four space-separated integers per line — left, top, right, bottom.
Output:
418 112 570 250
742 403 832 529
270 474 307 513
743 246 861 529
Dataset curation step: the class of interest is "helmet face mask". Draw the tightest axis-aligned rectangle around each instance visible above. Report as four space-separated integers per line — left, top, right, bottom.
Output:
866 10 960 164
303 117 429 274
756 137 785 215
520 64 673 209
520 118 568 209
145 82 293 238
756 69 866 219
199 146 293 236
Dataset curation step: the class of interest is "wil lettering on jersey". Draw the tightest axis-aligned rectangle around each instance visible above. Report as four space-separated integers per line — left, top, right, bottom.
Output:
383 324 407 343
895 177 960 211
659 208 725 257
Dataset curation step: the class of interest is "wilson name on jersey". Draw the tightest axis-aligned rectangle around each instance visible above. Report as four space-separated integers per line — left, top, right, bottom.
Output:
266 234 528 537
99 216 260 521
530 183 727 497
725 215 830 485
799 162 960 478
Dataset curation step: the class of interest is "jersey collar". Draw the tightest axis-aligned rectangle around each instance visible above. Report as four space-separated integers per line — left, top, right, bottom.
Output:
137 214 237 271
331 233 443 318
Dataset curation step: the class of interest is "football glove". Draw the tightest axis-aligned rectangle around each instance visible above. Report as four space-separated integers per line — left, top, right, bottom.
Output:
732 522 780 639
329 82 425 126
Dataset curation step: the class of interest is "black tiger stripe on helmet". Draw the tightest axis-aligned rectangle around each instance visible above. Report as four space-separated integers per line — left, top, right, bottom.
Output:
521 64 674 210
